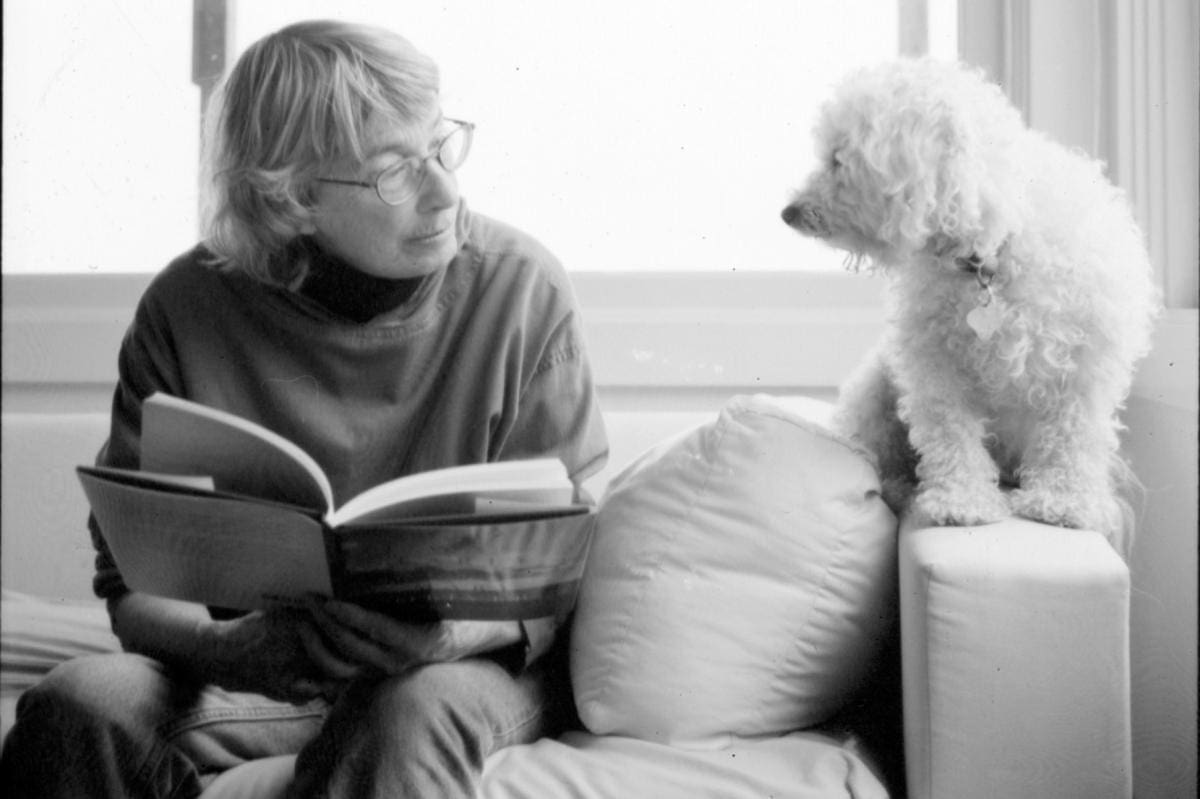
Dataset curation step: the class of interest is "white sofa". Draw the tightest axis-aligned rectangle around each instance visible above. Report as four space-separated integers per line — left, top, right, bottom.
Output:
1 400 1133 798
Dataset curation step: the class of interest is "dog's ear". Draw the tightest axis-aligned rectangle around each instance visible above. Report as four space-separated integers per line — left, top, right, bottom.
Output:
933 115 990 255
928 75 1027 261
863 105 969 255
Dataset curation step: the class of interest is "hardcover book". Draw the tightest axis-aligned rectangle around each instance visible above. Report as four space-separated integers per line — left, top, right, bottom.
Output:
77 393 594 620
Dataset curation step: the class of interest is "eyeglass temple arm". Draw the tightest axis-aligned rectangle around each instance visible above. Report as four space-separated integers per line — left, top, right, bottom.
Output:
314 178 374 188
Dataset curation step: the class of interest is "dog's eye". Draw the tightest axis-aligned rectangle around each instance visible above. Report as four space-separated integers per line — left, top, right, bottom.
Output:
829 150 844 169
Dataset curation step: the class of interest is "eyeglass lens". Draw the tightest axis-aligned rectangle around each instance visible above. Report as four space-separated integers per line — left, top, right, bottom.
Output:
377 124 472 204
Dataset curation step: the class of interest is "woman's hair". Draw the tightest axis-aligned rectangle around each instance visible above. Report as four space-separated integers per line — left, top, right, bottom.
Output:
200 20 440 287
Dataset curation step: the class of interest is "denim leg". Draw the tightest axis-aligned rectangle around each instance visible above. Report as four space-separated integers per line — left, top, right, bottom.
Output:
0 652 327 799
290 646 575 799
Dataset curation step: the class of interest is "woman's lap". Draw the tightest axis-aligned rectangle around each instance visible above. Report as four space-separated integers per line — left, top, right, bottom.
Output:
2 645 573 799
1 652 326 797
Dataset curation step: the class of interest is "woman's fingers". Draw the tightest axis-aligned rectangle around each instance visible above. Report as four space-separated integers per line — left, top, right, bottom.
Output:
295 616 365 680
306 599 420 672
322 599 426 644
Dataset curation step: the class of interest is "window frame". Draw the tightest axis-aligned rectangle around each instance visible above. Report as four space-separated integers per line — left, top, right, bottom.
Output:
2 1 1195 411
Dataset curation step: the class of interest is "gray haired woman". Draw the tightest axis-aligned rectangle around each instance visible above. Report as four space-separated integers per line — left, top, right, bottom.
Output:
1 20 607 799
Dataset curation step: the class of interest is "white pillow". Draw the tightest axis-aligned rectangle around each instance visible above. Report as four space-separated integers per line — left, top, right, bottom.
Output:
570 395 897 748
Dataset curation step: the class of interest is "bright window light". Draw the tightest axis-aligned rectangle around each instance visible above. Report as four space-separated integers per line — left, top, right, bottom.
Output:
3 2 199 274
4 1 956 274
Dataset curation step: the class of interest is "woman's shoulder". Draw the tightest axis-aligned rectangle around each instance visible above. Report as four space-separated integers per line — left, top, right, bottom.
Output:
463 208 566 277
140 245 261 310
148 244 227 287
459 206 577 312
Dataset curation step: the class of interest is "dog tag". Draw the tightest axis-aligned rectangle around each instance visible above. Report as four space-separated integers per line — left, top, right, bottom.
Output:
966 300 1003 340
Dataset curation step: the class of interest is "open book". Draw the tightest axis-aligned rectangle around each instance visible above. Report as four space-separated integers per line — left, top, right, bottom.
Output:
77 393 594 620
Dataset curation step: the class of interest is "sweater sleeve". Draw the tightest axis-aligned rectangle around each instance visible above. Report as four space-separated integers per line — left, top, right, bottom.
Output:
500 314 609 494
497 310 608 667
90 284 185 602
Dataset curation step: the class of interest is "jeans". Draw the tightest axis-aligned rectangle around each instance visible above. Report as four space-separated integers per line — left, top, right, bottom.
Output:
0 643 573 799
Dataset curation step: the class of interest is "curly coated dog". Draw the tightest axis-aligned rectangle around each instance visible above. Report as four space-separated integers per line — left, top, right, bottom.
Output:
781 58 1159 556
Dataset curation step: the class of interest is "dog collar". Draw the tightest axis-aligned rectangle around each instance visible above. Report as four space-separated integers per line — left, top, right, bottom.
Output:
955 253 995 289
955 252 1004 340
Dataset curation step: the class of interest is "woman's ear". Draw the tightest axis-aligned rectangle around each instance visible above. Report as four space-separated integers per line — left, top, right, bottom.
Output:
296 205 319 236
295 180 321 236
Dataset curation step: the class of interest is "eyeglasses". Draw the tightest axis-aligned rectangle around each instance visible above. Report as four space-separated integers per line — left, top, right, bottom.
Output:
316 119 474 206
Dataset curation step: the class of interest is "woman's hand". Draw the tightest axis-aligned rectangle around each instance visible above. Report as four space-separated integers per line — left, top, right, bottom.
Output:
304 598 523 676
202 607 364 703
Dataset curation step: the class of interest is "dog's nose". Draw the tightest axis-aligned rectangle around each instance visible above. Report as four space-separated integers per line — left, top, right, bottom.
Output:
782 203 826 236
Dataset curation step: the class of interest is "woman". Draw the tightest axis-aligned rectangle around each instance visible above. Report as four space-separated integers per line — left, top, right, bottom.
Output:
1 20 607 798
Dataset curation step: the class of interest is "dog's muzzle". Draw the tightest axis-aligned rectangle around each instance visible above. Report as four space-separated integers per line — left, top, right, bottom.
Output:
780 202 829 237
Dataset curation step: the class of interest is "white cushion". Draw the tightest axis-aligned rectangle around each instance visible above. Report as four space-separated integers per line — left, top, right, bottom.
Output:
195 730 893 799
570 395 897 748
478 729 889 799
899 518 1133 799
1 413 109 600
0 590 119 740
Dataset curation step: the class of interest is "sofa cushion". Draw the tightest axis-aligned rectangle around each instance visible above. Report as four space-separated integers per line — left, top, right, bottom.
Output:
1 412 109 600
477 729 888 799
195 729 892 799
0 590 119 740
570 394 897 747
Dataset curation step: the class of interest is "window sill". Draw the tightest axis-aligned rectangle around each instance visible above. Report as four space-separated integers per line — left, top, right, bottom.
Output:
1 271 886 392
3 272 1191 410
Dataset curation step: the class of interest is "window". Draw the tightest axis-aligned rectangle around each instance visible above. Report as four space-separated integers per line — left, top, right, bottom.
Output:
3 0 955 275
4 2 199 274
2 2 1191 413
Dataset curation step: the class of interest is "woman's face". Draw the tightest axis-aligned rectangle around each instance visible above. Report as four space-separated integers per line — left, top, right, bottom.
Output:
306 112 462 280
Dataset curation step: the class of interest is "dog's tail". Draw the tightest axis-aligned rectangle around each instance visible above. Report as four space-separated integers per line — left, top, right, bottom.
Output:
1107 452 1143 562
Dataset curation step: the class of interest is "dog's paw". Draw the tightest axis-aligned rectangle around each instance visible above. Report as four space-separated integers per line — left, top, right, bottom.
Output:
1009 488 1113 532
913 482 1010 527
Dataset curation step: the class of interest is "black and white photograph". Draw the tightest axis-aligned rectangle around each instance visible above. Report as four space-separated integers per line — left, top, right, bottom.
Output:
2 2 1196 797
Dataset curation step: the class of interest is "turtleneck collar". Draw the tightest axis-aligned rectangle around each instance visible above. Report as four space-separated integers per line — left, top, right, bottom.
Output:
296 238 426 323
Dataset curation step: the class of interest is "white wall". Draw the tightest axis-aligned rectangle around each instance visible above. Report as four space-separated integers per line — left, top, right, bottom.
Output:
1124 388 1198 797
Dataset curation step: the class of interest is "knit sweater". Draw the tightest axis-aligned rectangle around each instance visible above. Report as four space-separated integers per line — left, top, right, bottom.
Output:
89 203 609 660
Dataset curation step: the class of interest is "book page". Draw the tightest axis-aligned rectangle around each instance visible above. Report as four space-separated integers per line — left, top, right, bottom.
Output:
79 468 333 610
140 392 333 513
328 458 573 527
79 465 217 493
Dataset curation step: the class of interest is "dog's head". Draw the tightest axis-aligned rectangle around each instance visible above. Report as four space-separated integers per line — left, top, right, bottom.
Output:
781 58 1026 271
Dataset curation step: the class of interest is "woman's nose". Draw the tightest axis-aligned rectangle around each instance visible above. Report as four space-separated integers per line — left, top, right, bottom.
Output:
416 160 458 211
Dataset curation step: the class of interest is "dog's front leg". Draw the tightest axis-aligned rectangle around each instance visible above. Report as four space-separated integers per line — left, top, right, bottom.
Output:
834 345 918 511
896 369 1011 526
1008 397 1123 538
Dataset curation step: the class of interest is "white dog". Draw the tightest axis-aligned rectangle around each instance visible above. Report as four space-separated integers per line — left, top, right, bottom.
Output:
781 59 1159 555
